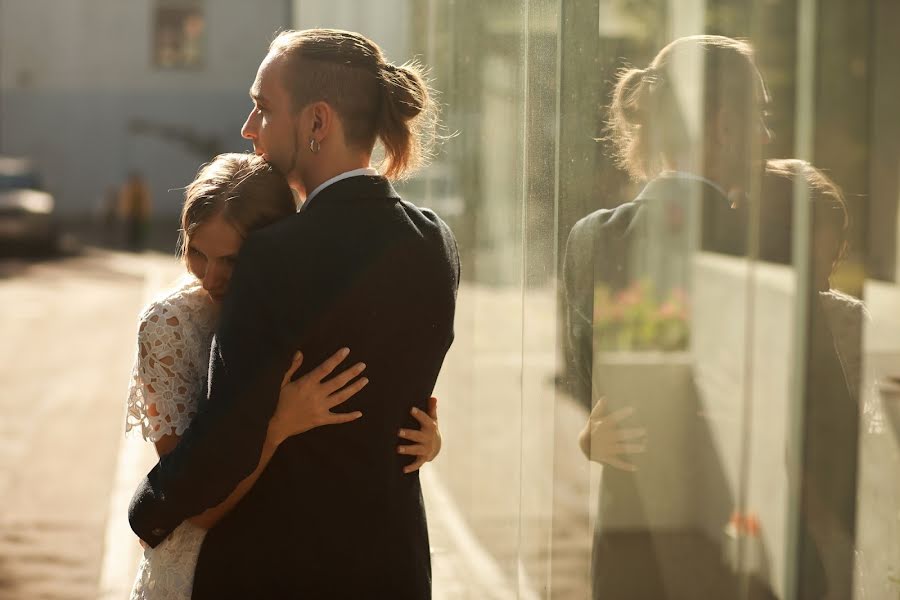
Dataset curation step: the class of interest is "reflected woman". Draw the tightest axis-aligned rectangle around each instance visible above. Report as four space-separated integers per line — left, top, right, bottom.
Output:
764 158 863 600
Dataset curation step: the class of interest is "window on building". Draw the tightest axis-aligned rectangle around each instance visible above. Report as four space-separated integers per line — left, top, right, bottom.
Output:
153 0 205 69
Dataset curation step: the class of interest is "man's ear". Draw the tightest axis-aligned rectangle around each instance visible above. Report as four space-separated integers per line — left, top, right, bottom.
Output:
713 107 733 147
309 101 335 140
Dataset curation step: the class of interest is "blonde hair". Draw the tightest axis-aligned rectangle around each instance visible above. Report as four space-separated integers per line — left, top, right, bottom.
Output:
607 35 762 181
179 153 296 262
268 28 437 180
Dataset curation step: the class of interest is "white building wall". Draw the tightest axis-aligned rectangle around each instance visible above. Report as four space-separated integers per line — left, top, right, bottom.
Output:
291 0 412 65
0 0 289 215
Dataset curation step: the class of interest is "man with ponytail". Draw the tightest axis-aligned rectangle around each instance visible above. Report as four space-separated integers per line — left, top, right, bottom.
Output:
129 29 458 599
563 36 773 598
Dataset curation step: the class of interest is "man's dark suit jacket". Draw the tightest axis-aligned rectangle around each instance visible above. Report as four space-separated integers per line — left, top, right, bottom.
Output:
563 175 730 408
128 175 459 599
562 175 742 598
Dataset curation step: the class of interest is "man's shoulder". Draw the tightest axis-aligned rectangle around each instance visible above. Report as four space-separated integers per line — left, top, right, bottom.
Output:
398 200 454 236
239 212 314 257
570 200 642 246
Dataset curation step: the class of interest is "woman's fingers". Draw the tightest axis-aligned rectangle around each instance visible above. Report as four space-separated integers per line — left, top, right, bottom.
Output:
398 428 428 444
325 377 369 408
321 410 363 426
310 347 351 382
588 396 609 419
616 442 647 455
403 456 428 474
613 427 647 442
604 456 637 472
281 351 304 388
322 362 366 395
399 444 429 473
427 396 438 420
605 405 636 424
410 406 436 430
397 443 427 456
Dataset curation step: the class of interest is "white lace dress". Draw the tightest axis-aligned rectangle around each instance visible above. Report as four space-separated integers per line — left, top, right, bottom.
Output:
125 278 217 600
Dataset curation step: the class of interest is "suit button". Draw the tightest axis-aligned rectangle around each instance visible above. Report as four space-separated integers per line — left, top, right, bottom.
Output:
151 528 165 537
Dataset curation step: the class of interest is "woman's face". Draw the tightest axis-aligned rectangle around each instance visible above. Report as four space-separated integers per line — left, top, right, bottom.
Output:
185 214 244 303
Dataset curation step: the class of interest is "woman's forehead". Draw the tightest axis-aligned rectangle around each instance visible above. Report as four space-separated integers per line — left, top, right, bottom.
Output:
189 215 243 253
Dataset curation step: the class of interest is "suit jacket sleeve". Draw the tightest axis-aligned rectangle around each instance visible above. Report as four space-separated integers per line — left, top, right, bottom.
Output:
128 237 292 546
563 218 595 407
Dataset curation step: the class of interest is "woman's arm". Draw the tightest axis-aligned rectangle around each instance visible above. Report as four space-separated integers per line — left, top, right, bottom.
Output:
185 420 283 529
177 348 368 529
148 428 277 529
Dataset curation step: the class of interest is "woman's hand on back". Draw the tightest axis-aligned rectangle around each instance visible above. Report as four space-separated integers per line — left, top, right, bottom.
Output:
397 396 441 474
269 348 368 445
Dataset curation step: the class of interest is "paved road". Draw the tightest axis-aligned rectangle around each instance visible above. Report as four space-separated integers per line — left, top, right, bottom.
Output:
0 250 167 599
1 249 591 599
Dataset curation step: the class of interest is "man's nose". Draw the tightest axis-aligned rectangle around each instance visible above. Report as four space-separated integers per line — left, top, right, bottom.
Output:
241 110 258 140
761 123 774 146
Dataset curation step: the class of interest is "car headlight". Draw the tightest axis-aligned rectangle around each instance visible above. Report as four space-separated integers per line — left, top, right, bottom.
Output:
0 189 54 215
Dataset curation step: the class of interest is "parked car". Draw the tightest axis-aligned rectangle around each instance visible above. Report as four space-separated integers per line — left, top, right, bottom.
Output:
0 156 59 254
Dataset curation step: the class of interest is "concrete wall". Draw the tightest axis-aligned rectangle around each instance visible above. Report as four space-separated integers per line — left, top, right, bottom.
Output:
856 280 900 598
691 253 795 596
0 0 288 215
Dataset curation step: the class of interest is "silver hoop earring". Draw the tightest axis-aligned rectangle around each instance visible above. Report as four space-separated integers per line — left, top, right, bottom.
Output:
309 138 320 154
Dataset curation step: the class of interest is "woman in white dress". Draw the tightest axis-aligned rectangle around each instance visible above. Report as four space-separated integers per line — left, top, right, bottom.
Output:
125 153 443 599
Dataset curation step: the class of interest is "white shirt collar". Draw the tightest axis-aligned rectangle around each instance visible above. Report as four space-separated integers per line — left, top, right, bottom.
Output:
298 167 379 212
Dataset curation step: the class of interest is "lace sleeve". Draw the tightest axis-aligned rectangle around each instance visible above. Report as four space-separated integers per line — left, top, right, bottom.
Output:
125 297 204 443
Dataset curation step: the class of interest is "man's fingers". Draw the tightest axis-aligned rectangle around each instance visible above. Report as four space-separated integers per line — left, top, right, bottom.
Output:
311 347 351 382
281 351 304 388
322 362 366 395
427 396 439 421
398 428 428 444
326 377 369 408
410 406 435 429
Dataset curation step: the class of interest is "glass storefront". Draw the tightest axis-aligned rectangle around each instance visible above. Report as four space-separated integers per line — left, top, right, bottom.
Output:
396 0 900 597
1 0 896 596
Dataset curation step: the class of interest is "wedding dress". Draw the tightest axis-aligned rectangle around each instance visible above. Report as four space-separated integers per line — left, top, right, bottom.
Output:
125 279 216 600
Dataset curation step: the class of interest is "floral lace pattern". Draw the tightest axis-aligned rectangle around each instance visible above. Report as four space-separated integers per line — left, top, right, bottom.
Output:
129 521 208 600
125 278 217 599
125 279 217 442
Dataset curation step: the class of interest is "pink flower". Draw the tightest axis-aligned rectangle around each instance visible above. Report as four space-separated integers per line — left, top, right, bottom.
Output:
658 302 677 319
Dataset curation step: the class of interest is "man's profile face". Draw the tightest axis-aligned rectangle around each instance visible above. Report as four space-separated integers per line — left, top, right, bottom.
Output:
715 67 773 200
242 54 301 188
